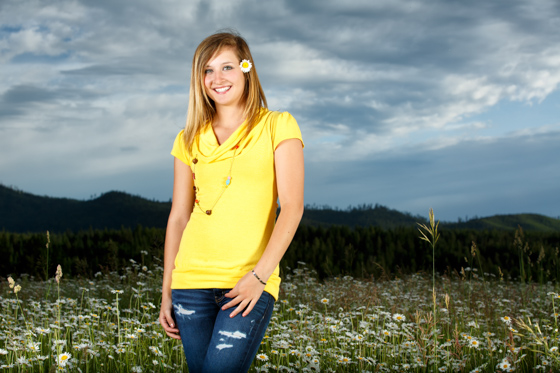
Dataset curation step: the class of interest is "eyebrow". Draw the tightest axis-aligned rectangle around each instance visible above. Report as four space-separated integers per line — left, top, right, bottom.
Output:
206 61 234 67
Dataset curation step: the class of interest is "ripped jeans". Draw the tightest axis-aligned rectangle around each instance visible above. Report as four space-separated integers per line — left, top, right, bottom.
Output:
171 289 275 373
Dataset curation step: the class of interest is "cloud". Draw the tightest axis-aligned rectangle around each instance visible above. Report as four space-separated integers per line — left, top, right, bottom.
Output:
0 0 559 220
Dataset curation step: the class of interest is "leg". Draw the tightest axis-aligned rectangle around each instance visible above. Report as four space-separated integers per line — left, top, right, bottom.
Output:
201 291 275 373
171 289 219 373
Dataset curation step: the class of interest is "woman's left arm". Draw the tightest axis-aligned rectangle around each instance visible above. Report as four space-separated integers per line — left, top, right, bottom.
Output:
223 138 304 317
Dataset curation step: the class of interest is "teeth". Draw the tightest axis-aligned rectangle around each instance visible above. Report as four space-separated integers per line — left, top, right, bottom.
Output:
215 87 230 93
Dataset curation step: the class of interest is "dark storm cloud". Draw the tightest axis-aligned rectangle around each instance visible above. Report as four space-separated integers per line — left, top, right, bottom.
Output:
3 85 56 104
0 0 559 220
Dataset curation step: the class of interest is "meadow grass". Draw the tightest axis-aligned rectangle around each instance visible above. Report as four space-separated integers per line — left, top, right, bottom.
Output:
2 257 560 372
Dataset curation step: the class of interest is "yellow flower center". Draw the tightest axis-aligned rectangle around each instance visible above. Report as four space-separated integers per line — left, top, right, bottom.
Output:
242 62 249 68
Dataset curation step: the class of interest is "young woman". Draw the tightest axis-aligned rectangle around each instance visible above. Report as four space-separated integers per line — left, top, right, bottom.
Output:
158 31 304 372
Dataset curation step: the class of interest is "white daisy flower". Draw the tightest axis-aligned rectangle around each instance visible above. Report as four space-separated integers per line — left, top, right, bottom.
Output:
256 353 269 361
392 313 406 322
240 59 252 73
58 352 72 366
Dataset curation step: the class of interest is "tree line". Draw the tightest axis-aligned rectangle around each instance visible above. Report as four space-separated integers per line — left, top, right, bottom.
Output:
1 224 559 282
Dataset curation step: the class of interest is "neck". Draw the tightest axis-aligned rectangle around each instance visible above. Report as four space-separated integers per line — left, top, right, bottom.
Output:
214 104 245 129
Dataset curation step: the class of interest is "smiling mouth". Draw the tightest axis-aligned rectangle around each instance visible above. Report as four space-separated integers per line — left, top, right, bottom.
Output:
214 87 231 93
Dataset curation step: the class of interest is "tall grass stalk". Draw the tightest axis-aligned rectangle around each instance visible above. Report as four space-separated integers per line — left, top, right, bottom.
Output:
418 208 440 370
44 230 50 282
55 264 63 367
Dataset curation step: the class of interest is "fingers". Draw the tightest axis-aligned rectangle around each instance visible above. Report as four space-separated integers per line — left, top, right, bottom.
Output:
166 331 182 340
159 312 181 340
229 299 251 318
241 299 257 317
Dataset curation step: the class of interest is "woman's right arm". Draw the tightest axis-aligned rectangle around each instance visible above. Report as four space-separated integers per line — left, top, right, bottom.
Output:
159 157 194 340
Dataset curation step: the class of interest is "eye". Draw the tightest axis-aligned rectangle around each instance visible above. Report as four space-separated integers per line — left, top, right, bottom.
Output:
223 65 233 71
204 68 213 74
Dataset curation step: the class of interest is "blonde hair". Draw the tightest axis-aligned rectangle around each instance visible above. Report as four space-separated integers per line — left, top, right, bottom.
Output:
183 31 267 155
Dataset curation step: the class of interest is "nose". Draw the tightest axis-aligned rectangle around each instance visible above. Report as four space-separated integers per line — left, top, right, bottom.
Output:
213 69 225 83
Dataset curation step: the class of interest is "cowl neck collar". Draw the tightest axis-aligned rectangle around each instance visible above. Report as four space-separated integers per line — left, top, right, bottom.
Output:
194 109 272 163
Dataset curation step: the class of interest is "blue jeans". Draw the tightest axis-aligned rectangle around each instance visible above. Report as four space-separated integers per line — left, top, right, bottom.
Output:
171 289 275 373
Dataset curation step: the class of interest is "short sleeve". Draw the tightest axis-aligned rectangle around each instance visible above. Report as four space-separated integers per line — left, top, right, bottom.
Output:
271 112 305 150
170 130 192 166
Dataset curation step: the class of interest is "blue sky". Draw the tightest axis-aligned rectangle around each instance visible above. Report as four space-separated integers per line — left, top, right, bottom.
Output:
1 0 559 222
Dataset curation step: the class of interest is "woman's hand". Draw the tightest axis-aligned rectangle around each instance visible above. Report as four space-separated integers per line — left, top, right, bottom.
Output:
222 271 266 318
159 296 181 340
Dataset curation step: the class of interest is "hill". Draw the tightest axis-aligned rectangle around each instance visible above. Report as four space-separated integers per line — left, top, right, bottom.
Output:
1 184 558 232
0 185 170 232
301 204 425 229
442 213 560 232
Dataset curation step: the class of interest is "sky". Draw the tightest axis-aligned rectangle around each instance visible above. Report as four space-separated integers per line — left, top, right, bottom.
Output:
1 0 559 222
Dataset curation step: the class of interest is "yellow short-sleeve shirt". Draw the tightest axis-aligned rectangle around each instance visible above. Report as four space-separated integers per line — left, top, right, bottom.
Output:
170 109 304 300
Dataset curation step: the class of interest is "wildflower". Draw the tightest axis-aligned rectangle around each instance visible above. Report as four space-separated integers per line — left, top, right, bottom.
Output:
240 59 252 73
337 356 351 364
149 346 163 356
14 285 21 294
467 321 479 328
111 289 124 294
392 313 406 322
27 342 40 352
58 352 71 366
289 349 301 357
353 334 364 342
16 356 29 366
131 366 143 373
55 265 63 283
501 316 512 325
256 353 269 361
381 330 391 337
0 349 8 355
320 298 329 304
498 360 512 370
469 339 480 348
438 367 447 372
7 276 15 288
550 346 558 353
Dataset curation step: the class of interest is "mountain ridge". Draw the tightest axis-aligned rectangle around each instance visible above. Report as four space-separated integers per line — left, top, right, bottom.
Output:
1 184 558 232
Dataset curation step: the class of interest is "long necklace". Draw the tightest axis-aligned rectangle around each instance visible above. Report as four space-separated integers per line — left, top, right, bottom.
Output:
191 144 239 215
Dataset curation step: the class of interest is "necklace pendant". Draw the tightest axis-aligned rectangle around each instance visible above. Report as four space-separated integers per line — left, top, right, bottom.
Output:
226 176 232 186
205 210 212 215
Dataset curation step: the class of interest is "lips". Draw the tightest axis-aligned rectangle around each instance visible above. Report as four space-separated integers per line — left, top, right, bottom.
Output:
214 86 231 93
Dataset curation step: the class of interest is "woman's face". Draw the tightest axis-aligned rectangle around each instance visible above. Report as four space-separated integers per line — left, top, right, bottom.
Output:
204 47 246 110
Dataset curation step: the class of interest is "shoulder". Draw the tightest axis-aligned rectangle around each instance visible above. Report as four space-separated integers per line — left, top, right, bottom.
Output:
262 110 298 129
265 110 304 149
171 129 191 165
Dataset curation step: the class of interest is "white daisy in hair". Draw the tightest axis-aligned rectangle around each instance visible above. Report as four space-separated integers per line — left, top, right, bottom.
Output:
240 59 252 72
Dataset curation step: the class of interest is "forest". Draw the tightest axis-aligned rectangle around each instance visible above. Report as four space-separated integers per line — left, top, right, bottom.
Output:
2 224 559 283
